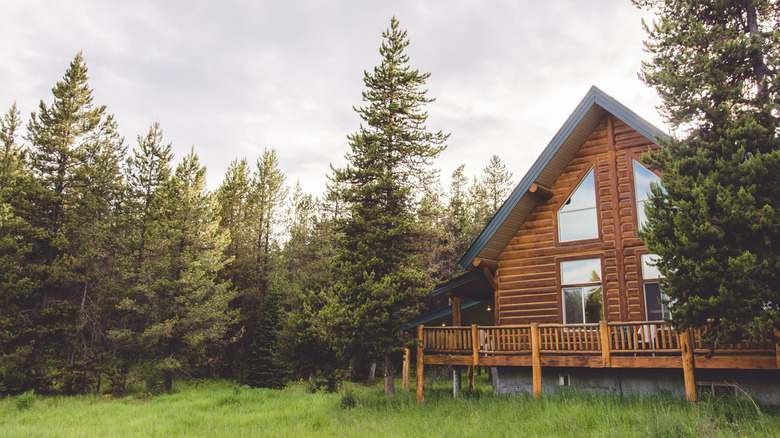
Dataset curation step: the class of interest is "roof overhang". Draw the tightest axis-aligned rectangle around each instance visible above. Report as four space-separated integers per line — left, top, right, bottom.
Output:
433 271 494 301
459 86 668 269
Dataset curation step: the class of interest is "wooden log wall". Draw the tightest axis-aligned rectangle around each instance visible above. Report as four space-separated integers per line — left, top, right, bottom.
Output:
496 115 658 325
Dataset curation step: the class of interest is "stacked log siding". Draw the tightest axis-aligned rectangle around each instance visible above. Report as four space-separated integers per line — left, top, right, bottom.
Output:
495 116 657 325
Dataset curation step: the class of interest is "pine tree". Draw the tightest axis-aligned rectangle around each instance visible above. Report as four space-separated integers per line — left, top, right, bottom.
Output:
636 0 780 348
20 53 123 392
244 287 287 389
481 154 513 213
327 17 448 395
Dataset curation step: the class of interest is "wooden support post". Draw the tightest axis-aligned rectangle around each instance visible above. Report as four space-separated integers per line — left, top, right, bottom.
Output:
453 366 461 397
402 348 411 392
599 320 611 368
679 328 697 402
452 296 462 326
531 322 542 397
416 325 425 404
775 329 780 369
470 324 479 389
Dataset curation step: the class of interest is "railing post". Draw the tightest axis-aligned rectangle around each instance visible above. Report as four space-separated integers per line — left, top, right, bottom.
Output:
599 320 611 368
416 325 425 404
531 322 542 397
402 347 410 392
470 324 479 389
679 328 697 402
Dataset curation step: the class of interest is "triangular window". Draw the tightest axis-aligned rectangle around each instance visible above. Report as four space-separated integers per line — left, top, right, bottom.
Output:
633 160 661 230
558 168 598 242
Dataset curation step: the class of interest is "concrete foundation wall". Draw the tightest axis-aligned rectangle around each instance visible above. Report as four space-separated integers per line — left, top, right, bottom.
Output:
491 367 780 404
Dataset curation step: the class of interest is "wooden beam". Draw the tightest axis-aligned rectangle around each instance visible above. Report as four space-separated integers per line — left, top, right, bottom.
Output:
528 183 554 200
482 267 498 291
416 326 425 404
531 322 542 397
402 348 410 392
680 329 697 402
473 257 499 269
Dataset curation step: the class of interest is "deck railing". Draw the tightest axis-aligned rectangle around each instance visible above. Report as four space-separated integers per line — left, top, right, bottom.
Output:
410 322 779 404
420 321 778 359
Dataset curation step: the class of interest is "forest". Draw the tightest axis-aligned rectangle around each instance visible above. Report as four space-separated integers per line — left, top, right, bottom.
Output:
0 22 515 395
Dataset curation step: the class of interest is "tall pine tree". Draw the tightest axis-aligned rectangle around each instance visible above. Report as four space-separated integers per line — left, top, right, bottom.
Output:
636 0 780 348
327 17 448 395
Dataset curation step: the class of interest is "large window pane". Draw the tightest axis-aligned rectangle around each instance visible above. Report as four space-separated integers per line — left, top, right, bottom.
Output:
633 160 661 231
564 288 584 323
641 253 662 280
561 258 601 285
644 282 671 320
559 168 598 241
561 258 602 324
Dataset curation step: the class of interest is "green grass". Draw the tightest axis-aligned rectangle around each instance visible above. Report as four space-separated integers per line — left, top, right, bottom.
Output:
1 375 778 437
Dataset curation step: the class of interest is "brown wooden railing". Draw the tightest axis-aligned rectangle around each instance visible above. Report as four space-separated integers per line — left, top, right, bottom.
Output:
410 322 779 403
421 322 777 357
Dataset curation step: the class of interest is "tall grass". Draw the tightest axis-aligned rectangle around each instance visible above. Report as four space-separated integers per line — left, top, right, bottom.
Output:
1 376 777 437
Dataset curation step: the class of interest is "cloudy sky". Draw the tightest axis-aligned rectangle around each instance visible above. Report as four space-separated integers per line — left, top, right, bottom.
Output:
1 0 666 197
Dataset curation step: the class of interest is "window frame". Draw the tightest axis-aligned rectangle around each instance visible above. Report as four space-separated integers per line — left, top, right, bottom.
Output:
631 159 661 233
640 253 670 321
559 257 604 324
556 165 601 244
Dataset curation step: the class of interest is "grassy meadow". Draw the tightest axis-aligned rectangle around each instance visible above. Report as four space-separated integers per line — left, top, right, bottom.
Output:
2 374 779 437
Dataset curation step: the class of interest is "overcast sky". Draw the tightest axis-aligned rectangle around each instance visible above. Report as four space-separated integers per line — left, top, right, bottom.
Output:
1 0 666 198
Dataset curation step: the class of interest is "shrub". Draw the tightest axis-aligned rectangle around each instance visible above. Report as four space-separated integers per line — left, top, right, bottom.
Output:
14 390 35 411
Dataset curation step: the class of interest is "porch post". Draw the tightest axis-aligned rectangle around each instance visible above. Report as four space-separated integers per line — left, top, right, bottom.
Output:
469 324 479 389
531 322 542 397
599 320 611 368
679 328 697 402
416 325 425 404
402 347 410 392
452 296 462 326
775 329 780 369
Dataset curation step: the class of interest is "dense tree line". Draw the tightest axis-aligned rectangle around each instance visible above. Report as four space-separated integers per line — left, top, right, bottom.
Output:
0 42 514 394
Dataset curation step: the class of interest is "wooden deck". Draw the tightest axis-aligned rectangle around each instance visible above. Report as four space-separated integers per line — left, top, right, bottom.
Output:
405 322 779 403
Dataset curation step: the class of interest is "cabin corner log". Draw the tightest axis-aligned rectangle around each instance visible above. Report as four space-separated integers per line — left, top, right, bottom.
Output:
416 325 425 404
472 257 499 269
528 183 554 200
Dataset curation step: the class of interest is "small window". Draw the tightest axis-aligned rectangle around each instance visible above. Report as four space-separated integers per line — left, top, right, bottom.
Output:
633 160 661 231
558 168 598 242
642 254 670 320
561 258 603 324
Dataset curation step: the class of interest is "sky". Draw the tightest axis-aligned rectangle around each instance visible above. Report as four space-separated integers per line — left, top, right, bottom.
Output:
0 0 667 198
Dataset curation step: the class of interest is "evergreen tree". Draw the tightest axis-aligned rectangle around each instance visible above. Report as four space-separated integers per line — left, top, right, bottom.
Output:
636 0 780 348
117 150 235 391
19 53 123 392
0 103 35 394
327 17 448 395
244 287 287 389
481 154 513 213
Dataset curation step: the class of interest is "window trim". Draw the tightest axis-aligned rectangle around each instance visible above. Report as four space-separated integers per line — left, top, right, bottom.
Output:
630 158 661 234
555 164 601 245
558 257 604 324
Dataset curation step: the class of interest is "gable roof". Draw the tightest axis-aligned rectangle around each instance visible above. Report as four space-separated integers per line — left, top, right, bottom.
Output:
459 86 668 269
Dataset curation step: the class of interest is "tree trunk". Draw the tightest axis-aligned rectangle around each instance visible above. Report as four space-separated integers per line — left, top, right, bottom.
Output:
366 360 377 386
384 353 394 396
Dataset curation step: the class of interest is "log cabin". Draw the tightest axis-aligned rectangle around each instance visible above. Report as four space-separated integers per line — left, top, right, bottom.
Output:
406 86 780 404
